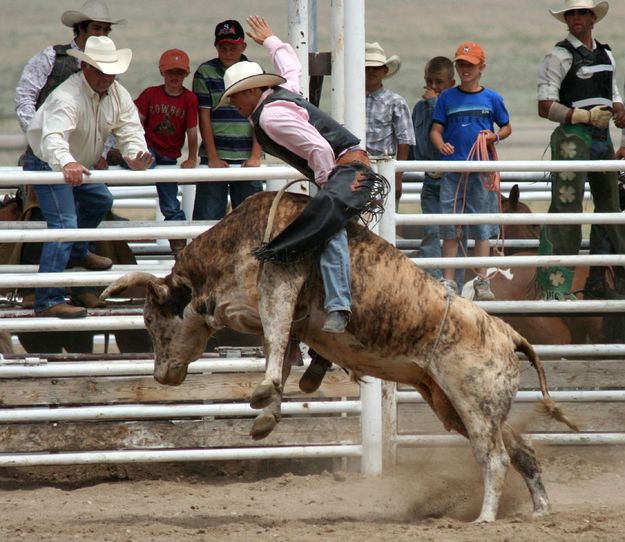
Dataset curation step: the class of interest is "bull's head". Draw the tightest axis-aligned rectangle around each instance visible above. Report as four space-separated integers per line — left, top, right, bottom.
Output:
100 272 211 385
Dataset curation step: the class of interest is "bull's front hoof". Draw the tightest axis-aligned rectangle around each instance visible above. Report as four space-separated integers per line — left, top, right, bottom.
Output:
250 383 275 410
250 412 278 440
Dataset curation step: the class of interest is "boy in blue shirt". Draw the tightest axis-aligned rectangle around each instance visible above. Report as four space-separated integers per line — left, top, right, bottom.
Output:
430 42 511 300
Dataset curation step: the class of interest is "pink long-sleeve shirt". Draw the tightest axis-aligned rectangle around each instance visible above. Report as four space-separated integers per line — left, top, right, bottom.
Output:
255 35 336 187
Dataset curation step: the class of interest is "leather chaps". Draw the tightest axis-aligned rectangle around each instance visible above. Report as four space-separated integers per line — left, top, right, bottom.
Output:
253 161 390 263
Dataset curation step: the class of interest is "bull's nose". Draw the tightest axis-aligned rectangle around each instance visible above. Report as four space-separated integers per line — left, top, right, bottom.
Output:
154 364 187 386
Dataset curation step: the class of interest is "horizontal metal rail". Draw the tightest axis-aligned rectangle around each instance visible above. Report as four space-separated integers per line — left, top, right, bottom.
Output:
2 304 625 332
1 345 625 378
397 390 625 404
0 400 362 423
0 357 265 377
0 445 364 467
394 433 625 447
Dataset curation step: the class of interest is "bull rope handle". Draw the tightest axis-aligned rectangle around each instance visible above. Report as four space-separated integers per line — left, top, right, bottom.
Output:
453 131 505 274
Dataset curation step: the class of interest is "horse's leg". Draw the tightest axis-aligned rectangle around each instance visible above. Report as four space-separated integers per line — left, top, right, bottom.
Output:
250 262 307 440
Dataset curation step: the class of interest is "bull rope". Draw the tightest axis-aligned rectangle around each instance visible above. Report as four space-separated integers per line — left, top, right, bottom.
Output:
255 179 308 287
412 288 453 389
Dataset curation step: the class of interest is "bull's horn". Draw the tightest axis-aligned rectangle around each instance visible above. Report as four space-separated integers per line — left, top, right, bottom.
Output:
100 271 158 300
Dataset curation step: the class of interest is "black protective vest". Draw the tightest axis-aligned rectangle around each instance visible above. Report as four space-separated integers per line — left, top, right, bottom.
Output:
251 87 360 180
35 44 80 109
557 39 613 110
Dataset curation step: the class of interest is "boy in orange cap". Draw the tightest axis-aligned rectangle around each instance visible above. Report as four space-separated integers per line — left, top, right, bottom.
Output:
135 48 199 256
430 42 512 300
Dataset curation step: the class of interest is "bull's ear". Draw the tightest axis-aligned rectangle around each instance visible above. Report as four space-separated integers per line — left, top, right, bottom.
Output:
147 280 171 305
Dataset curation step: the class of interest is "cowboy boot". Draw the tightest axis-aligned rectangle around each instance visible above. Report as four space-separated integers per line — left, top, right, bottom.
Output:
583 266 625 300
299 349 333 393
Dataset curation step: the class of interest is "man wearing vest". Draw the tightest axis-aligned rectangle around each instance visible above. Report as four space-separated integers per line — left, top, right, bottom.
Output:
13 0 126 310
15 0 126 154
219 16 389 391
536 0 625 300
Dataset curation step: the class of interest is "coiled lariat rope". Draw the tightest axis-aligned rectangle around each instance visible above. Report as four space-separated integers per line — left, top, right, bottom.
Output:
453 131 505 277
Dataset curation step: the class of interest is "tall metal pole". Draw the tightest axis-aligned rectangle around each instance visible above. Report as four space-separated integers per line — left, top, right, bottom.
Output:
343 0 383 476
343 0 366 140
288 0 310 99
330 0 345 123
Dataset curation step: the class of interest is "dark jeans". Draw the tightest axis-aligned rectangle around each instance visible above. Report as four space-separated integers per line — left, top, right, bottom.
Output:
193 157 263 220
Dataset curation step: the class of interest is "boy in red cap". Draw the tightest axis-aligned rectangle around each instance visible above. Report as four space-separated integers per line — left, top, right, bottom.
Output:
192 19 263 220
430 42 512 300
134 48 199 256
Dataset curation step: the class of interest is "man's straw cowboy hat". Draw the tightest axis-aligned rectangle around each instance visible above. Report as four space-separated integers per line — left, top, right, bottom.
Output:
365 42 401 78
217 61 286 108
549 0 609 23
61 0 127 27
68 36 132 75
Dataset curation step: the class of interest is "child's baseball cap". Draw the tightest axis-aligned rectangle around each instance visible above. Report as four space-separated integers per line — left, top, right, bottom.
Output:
214 20 245 46
159 49 190 74
454 42 485 65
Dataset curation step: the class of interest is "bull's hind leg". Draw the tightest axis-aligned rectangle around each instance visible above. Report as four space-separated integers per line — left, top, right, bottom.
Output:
502 423 550 517
250 263 307 440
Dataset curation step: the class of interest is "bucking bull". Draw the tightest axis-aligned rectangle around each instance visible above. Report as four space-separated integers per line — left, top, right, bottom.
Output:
101 191 577 522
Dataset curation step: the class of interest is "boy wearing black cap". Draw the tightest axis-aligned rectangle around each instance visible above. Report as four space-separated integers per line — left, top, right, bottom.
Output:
192 19 263 220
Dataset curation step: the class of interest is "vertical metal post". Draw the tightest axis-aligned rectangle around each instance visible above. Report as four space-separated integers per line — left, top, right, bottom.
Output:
288 0 310 100
376 158 396 245
181 184 196 224
330 0 345 123
343 0 366 140
308 0 318 51
374 157 398 467
343 0 383 476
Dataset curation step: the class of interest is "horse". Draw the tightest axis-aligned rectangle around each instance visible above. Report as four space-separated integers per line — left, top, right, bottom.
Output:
490 185 602 344
0 190 152 354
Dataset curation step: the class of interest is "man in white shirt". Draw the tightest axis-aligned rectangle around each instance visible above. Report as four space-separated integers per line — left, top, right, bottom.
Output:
535 0 625 301
25 36 153 318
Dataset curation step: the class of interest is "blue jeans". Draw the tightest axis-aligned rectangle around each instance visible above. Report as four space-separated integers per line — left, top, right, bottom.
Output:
320 228 351 312
193 158 263 220
440 172 499 241
152 150 186 221
420 175 466 286
24 153 113 312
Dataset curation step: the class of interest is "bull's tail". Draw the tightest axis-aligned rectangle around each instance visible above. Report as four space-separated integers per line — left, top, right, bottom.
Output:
515 335 579 432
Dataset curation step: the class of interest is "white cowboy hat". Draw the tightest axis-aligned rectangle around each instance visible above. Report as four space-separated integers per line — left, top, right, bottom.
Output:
549 0 609 23
68 36 132 75
365 42 401 78
61 0 127 27
217 61 286 108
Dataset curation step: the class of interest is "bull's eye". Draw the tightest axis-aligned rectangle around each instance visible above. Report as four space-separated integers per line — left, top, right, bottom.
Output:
145 316 152 325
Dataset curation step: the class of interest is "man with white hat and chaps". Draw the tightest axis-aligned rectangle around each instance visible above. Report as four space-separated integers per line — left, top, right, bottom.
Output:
219 15 389 391
536 0 625 301
25 36 153 318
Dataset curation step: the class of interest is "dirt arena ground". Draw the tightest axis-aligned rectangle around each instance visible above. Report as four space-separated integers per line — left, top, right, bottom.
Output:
1 445 624 541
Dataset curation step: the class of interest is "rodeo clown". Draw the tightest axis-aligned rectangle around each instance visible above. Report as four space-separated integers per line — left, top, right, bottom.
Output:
217 15 389 390
536 0 625 300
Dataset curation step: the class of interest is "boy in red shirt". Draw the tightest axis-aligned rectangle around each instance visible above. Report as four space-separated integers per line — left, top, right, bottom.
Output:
135 49 199 256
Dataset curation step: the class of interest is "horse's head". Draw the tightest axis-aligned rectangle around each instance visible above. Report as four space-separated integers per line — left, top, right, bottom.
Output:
500 184 540 241
0 193 22 221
